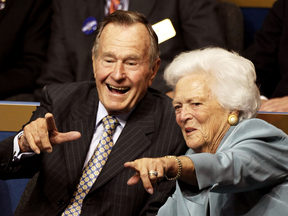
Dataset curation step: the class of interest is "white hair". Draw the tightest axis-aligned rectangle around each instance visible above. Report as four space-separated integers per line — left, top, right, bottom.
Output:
164 47 261 121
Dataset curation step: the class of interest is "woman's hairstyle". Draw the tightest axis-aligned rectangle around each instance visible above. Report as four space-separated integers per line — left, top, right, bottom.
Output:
164 47 261 121
92 10 160 68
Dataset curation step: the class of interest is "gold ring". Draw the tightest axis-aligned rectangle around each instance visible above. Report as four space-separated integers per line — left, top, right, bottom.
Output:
148 171 158 176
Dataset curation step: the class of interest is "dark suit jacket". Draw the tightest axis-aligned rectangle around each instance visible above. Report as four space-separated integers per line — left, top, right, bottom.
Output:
244 0 288 98
0 81 187 216
35 0 225 100
0 0 51 100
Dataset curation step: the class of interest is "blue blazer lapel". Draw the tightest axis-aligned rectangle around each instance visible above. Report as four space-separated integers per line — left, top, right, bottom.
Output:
91 91 156 190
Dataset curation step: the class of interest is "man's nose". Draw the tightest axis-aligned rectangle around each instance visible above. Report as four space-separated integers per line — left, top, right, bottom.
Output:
111 62 125 80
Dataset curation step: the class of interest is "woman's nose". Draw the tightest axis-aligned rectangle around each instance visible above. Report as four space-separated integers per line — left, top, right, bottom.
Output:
180 105 193 122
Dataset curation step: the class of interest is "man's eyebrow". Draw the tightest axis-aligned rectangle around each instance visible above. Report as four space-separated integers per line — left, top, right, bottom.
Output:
124 55 141 60
101 52 115 58
101 52 141 61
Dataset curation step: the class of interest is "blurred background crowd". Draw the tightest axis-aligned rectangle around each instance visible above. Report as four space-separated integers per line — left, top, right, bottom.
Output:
0 0 287 112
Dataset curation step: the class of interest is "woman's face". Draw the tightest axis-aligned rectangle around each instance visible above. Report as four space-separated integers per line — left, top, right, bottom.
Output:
173 74 230 153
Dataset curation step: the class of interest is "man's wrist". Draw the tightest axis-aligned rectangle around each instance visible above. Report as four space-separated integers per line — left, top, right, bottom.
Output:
18 134 30 152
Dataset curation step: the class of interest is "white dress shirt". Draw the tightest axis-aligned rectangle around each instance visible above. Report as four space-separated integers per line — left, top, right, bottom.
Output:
83 101 132 168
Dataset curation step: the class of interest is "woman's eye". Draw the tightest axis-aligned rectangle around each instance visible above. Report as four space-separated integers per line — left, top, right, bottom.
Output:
174 105 181 110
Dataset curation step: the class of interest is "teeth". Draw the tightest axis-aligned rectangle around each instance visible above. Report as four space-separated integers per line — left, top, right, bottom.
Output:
109 85 129 91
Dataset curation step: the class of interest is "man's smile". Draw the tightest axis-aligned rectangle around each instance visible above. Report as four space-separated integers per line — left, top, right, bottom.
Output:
107 84 130 94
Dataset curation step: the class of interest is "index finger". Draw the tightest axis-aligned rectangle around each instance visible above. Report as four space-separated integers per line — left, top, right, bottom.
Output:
45 113 58 133
124 161 137 171
124 161 154 194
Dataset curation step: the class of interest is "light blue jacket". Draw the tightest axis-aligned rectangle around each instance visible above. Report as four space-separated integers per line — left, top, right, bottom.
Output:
157 118 288 216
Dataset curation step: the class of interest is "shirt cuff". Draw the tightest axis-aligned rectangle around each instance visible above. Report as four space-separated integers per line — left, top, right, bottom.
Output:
260 95 268 100
13 131 35 162
13 131 23 156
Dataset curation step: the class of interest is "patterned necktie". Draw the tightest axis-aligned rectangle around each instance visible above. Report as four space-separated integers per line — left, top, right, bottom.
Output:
109 0 120 14
62 115 119 216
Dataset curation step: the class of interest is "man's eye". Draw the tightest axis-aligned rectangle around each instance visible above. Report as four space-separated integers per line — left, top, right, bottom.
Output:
126 61 137 66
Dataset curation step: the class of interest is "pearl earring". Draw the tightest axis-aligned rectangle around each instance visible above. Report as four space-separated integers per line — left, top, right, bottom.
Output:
228 114 238 125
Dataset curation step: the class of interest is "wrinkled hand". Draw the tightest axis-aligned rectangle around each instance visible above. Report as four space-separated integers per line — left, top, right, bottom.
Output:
260 96 288 112
19 113 81 154
124 158 167 194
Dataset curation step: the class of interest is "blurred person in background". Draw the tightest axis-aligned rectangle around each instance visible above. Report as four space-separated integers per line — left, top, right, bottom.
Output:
34 0 225 100
245 0 288 112
0 0 51 101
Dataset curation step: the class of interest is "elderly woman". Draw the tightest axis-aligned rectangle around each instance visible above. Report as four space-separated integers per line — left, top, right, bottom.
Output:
124 47 288 215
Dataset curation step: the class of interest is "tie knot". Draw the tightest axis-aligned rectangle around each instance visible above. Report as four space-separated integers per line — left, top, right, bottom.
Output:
102 115 118 133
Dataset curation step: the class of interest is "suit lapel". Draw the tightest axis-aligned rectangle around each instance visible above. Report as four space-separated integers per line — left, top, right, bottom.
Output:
91 91 156 190
63 88 99 191
60 88 157 192
129 0 157 18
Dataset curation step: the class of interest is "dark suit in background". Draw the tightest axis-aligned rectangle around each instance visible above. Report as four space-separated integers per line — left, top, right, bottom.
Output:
0 0 51 101
0 81 187 215
35 0 225 100
244 0 288 98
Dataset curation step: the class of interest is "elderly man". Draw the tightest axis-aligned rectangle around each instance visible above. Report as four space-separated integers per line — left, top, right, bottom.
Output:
0 11 187 216
35 0 225 100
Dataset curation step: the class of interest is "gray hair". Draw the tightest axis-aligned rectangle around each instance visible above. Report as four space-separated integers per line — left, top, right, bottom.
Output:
164 47 261 121
92 10 160 68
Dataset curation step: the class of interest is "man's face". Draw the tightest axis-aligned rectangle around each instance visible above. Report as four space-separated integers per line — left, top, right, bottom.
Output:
93 23 160 115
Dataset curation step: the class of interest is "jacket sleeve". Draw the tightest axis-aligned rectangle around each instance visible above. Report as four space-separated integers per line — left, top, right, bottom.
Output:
0 87 53 179
189 119 288 193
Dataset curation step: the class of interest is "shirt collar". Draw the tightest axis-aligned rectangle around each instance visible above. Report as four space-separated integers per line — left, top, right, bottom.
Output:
96 101 135 128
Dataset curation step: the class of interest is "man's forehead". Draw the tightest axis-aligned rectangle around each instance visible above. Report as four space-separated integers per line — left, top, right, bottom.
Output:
98 22 151 54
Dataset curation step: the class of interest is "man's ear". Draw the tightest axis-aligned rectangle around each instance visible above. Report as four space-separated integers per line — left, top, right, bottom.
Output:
148 58 161 86
92 51 97 78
